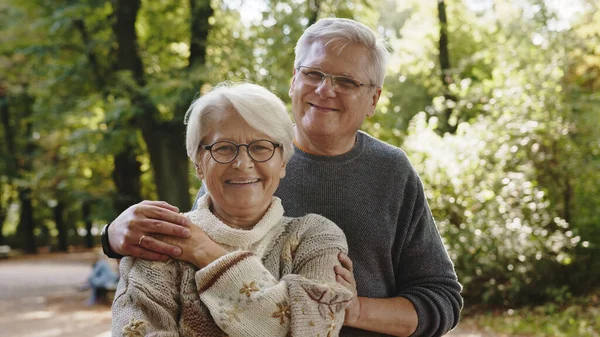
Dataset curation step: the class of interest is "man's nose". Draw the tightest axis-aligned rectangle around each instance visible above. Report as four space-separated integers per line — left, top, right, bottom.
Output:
315 76 337 98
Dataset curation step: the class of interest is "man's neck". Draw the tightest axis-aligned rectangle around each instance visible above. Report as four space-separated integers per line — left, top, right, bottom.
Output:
294 127 357 156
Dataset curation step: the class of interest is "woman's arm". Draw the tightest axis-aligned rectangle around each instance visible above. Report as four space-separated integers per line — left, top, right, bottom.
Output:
195 250 352 337
111 257 181 336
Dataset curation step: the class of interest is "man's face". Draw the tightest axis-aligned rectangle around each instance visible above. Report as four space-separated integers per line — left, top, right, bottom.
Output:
289 40 382 142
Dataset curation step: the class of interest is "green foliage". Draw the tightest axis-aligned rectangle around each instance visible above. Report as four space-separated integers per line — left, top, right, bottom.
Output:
462 288 600 337
390 0 600 305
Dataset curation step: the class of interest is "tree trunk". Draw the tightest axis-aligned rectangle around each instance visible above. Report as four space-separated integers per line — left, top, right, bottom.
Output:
563 175 571 224
112 0 191 209
0 91 10 245
112 145 142 213
307 0 322 26
82 201 94 248
5 93 37 254
437 0 457 134
54 201 68 252
110 0 214 211
189 0 212 69
18 187 36 254
0 182 7 246
0 189 6 245
74 15 143 214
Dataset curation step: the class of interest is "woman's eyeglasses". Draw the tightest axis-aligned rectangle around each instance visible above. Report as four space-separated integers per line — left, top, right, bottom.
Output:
202 139 281 164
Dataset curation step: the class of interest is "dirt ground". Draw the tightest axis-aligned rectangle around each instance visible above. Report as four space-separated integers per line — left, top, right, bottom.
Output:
0 249 485 337
0 249 112 337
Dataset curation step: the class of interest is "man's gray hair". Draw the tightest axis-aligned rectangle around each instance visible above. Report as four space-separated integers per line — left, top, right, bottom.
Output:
294 18 390 87
184 82 294 165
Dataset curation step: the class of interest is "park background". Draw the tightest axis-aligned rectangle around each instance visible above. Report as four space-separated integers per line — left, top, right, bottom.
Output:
0 0 598 336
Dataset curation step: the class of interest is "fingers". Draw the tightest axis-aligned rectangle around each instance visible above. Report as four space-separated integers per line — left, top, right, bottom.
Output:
134 218 191 238
334 264 354 283
140 202 193 228
335 252 357 291
335 265 358 298
132 202 192 232
126 244 171 262
108 200 193 258
336 273 352 289
133 204 192 238
139 235 182 257
338 252 353 271
139 200 180 213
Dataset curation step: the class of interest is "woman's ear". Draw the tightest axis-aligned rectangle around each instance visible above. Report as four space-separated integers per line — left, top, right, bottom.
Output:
279 160 287 179
195 163 204 180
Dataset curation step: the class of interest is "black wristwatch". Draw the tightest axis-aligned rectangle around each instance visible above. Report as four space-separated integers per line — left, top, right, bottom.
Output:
101 223 124 259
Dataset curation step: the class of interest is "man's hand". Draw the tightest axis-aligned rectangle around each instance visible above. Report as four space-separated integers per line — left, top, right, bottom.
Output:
335 252 361 327
108 200 192 261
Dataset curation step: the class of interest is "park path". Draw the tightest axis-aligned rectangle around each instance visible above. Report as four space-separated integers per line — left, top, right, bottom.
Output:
0 249 484 337
0 250 112 337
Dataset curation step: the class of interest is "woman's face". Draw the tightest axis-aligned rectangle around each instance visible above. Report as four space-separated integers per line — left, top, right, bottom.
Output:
197 106 287 227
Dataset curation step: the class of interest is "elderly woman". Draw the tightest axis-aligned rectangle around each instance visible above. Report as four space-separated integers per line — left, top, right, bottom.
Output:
111 82 352 337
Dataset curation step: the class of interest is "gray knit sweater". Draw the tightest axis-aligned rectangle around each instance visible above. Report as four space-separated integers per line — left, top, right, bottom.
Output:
196 131 463 337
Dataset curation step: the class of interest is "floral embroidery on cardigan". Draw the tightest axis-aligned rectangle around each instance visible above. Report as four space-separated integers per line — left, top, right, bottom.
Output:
272 301 291 325
239 281 260 298
301 284 351 321
122 317 147 337
224 304 244 323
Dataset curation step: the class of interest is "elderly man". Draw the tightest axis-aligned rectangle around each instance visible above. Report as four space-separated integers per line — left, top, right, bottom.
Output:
102 18 462 337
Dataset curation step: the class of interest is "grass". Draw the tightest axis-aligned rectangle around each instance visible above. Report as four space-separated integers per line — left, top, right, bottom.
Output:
460 289 599 337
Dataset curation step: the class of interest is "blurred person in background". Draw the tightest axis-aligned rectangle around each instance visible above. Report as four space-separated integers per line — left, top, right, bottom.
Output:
80 253 118 305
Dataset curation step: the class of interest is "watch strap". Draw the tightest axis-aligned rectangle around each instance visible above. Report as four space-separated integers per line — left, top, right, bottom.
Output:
101 223 124 259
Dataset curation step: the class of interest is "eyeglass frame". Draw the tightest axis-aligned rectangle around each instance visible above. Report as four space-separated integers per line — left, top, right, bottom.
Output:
202 139 282 164
296 66 379 92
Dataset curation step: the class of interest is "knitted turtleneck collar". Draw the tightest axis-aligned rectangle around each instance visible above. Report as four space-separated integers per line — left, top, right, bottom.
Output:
188 194 284 248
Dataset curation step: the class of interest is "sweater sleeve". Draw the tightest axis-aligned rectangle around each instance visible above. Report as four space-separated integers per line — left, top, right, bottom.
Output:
396 176 463 337
111 257 180 337
195 216 352 337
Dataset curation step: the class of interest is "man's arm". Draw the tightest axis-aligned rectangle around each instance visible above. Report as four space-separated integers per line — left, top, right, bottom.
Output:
335 253 418 337
335 176 463 337
103 200 192 260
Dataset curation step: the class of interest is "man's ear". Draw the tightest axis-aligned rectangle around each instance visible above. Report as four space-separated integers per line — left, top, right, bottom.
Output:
367 88 382 118
288 67 298 98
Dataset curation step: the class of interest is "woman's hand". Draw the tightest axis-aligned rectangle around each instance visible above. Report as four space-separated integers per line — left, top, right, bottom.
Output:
156 225 227 268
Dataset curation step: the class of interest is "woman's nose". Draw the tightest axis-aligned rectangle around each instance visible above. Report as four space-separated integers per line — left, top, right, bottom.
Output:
232 147 254 169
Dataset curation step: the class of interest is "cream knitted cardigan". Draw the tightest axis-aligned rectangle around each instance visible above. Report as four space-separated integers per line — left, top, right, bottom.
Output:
112 195 352 337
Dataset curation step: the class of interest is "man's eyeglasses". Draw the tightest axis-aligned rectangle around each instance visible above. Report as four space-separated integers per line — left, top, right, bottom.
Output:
296 66 378 94
202 140 281 164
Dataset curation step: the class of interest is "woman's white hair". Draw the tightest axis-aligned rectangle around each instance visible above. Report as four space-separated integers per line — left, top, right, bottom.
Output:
294 18 390 87
184 82 294 165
